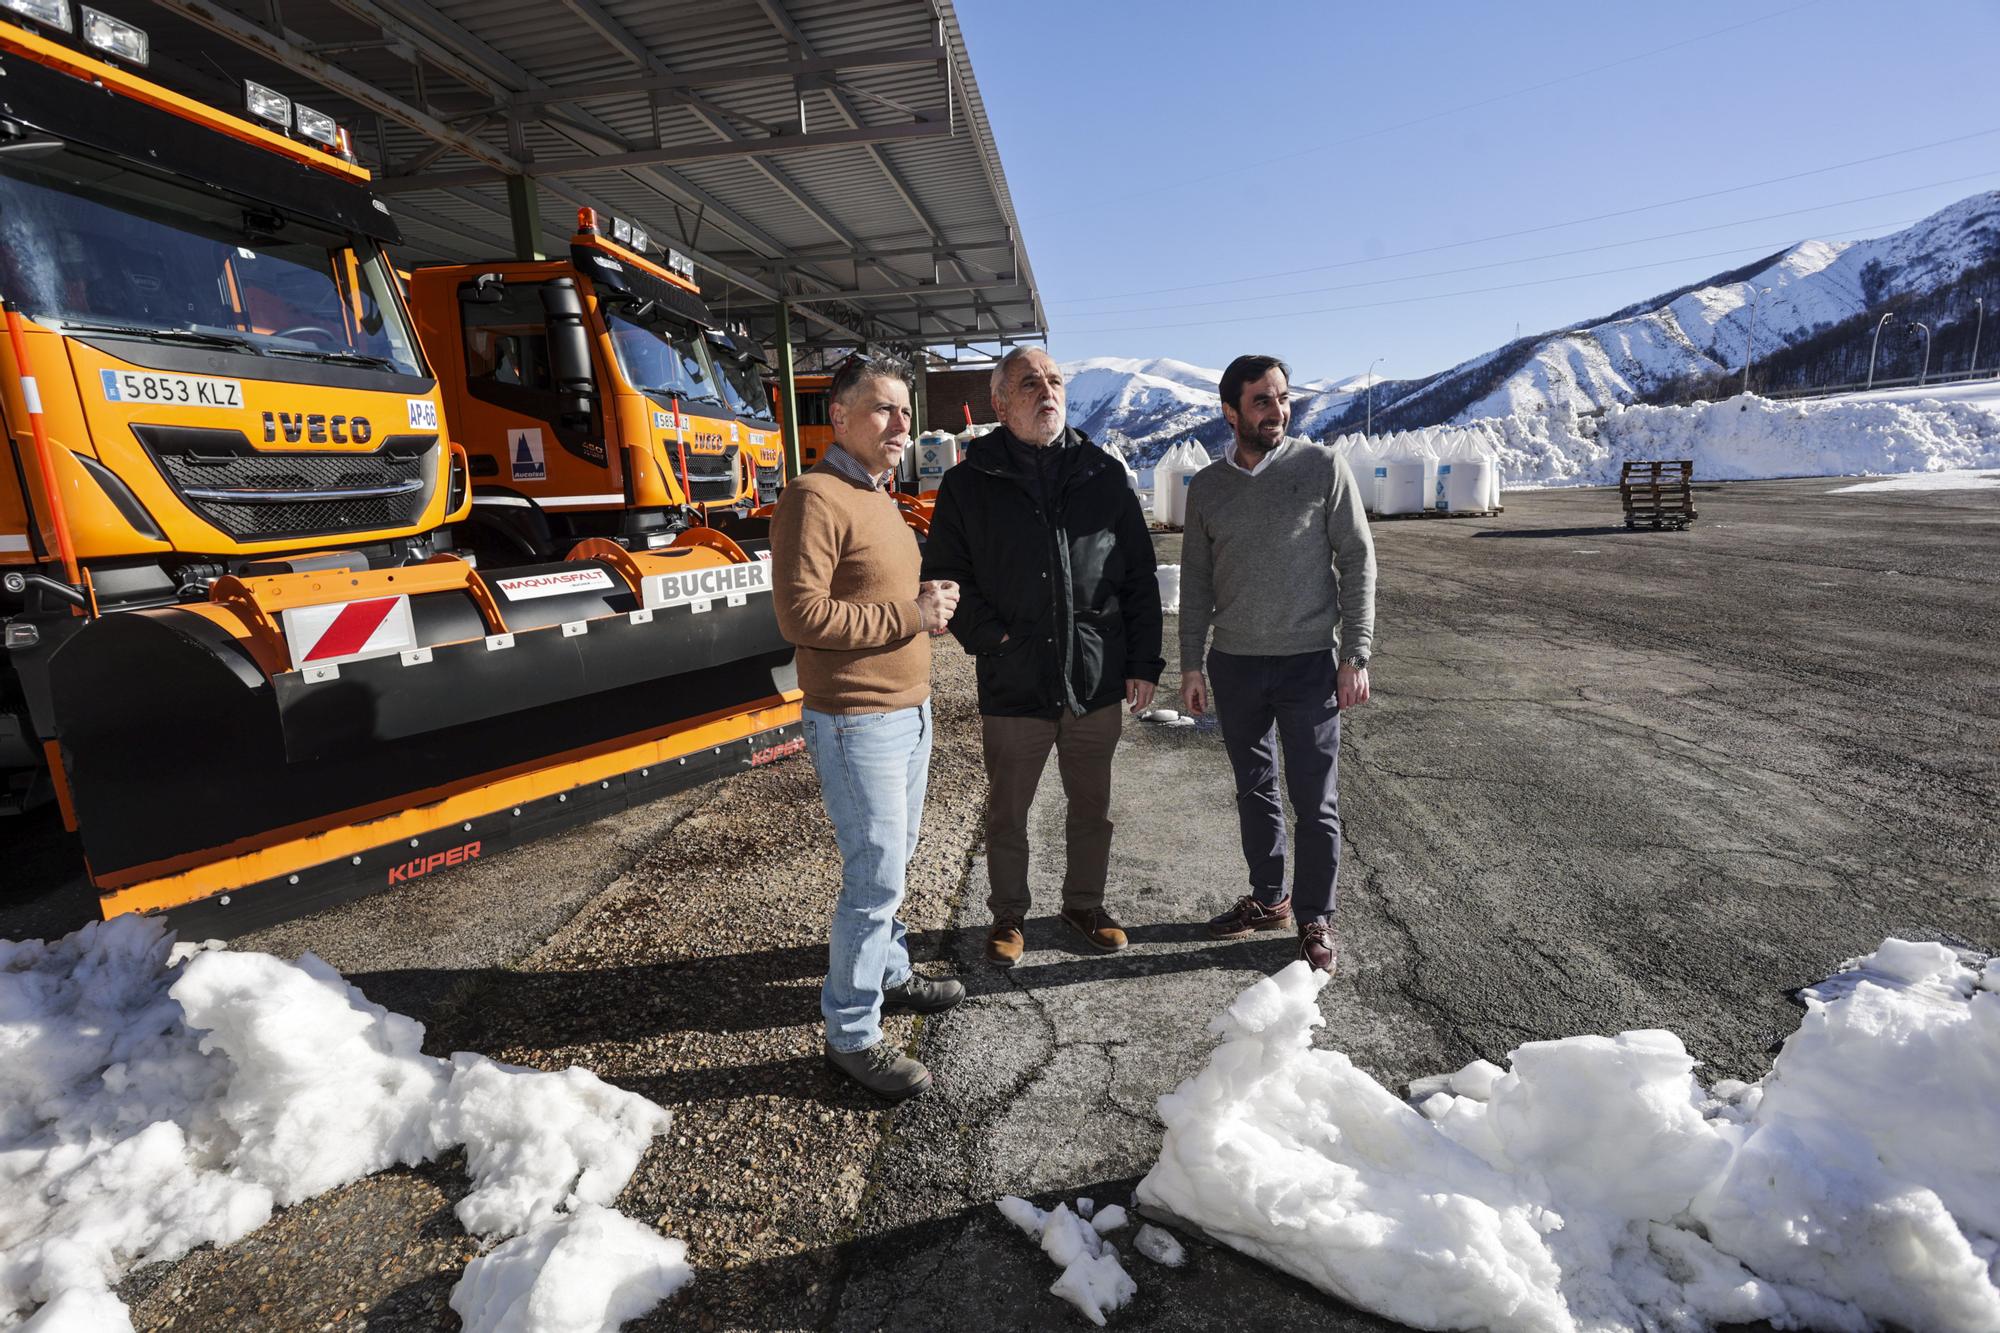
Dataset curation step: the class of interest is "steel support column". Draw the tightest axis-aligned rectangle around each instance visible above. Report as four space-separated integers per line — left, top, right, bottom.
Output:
777 300 801 480
506 175 544 260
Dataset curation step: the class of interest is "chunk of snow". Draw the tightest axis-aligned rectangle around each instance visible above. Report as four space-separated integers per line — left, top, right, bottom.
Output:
1132 1224 1186 1268
1155 564 1181 616
1448 1057 1506 1101
996 1197 1139 1325
18 1286 136 1333
438 1053 672 1238
1138 944 2000 1332
170 948 450 1204
0 918 681 1329
995 1194 1047 1240
1039 1204 1104 1268
1049 1248 1137 1328
448 1203 691 1333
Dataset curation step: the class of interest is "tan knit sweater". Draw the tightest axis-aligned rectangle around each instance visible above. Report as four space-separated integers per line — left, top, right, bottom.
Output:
769 461 929 713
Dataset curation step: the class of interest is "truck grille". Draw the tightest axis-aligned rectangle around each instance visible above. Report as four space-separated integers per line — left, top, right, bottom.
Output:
132 425 439 541
683 444 739 503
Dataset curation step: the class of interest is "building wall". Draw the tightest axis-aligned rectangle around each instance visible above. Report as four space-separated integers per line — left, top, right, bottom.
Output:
924 368 996 433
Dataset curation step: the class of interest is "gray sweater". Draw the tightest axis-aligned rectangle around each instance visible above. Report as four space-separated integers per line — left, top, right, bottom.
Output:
1179 437 1377 670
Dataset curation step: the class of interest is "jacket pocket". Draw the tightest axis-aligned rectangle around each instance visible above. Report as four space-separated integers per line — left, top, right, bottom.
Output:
978 633 1048 710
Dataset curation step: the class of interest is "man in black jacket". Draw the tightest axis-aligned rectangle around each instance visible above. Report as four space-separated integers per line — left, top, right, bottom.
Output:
923 347 1164 966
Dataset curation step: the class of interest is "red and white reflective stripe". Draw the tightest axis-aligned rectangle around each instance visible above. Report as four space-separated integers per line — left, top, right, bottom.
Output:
279 595 417 670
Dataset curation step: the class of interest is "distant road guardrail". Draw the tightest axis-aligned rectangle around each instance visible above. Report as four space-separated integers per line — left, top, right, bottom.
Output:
1762 368 2000 401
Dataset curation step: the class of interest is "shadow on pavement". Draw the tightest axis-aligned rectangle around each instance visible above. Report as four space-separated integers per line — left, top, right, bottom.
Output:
1468 525 1639 539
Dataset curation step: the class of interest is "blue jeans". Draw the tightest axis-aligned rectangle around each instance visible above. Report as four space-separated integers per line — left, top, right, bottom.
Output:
803 701 933 1053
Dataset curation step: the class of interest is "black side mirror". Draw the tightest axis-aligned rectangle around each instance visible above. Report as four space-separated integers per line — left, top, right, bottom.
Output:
538 279 595 394
465 272 507 305
537 279 596 427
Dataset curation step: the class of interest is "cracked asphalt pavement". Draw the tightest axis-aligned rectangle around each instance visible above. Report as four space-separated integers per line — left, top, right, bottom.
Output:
6 475 1994 1331
828 475 1997 1331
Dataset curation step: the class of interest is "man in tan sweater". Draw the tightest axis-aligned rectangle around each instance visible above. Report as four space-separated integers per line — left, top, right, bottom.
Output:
770 355 962 1101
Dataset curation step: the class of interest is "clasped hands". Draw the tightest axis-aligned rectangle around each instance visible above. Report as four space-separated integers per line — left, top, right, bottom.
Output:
917 580 960 634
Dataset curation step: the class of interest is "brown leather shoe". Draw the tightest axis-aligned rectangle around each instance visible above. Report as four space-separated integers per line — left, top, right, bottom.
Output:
1060 906 1128 953
987 921 1024 967
1298 920 1337 973
1207 893 1293 939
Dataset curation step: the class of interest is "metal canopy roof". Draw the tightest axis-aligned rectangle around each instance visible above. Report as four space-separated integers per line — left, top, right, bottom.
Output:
120 0 1045 353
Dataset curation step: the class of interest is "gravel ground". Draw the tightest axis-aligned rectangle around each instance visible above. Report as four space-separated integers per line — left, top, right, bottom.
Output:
17 474 1996 1331
115 645 988 1332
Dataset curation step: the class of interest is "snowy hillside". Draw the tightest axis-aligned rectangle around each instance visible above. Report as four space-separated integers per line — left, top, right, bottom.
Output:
1067 191 2000 465
1062 357 1232 456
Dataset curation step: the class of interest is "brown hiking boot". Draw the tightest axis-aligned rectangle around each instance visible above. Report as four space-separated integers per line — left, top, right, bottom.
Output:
1059 906 1128 953
1298 920 1337 973
883 974 965 1015
987 921 1025 967
824 1040 932 1101
1207 893 1293 939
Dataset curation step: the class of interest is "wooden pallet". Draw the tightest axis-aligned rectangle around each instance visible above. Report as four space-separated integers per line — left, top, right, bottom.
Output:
1620 460 1696 530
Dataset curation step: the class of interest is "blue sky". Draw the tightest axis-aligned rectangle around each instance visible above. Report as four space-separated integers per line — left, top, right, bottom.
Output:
958 0 2000 383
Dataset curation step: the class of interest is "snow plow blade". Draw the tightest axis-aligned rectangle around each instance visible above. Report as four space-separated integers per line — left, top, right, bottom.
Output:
48 534 800 936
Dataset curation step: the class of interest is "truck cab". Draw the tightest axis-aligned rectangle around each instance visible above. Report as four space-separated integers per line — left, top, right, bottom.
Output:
408 214 759 566
706 329 784 504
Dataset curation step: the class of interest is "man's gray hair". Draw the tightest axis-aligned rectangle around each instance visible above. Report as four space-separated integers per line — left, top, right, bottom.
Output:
989 345 1043 408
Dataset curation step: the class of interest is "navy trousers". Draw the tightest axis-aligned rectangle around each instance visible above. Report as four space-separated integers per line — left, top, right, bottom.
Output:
1207 648 1342 923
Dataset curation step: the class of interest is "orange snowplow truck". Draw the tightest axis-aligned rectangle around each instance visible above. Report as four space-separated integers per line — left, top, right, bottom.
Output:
0 15 798 934
408 215 786 564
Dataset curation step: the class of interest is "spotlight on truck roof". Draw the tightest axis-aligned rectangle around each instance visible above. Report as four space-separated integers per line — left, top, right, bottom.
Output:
611 216 633 244
630 225 648 254
79 6 145 62
294 103 338 148
245 81 291 128
2 0 70 31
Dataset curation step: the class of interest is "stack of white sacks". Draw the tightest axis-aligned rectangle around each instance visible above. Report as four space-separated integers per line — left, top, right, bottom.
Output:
1149 440 1210 526
1334 426 1502 516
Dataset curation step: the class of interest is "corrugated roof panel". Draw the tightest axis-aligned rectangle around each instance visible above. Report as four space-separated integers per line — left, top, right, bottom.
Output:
119 0 1041 348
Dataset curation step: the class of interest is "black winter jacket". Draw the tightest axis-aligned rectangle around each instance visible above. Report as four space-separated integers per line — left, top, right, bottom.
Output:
922 427 1164 718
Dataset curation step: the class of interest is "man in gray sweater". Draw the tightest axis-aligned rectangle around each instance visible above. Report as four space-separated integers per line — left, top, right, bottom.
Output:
1178 354 1376 972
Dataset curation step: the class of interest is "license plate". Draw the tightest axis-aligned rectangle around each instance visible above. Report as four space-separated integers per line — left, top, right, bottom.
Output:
99 369 244 409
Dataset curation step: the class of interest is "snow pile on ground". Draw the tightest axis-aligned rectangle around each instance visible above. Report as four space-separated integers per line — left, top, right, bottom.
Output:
1155 564 1180 616
1829 467 2000 494
996 1194 1138 1326
0 916 687 1331
1473 390 2000 490
1137 939 2000 1333
448 1203 690 1333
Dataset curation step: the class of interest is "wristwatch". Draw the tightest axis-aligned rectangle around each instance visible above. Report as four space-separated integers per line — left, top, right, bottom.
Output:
1341 655 1369 671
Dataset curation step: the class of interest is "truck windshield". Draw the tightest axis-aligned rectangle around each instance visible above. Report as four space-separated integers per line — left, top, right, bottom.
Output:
714 352 772 421
606 312 723 409
0 157 424 375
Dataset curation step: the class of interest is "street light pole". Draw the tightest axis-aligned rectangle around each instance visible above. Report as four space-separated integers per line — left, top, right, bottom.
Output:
1741 287 1770 396
1971 297 1985 377
1365 356 1384 436
1866 312 1894 389
1913 321 1932 386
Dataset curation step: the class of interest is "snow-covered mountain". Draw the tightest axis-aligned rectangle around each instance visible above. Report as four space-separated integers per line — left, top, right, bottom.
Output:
1067 191 2000 465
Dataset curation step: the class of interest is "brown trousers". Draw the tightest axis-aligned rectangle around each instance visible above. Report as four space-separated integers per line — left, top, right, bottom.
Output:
981 702 1123 921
